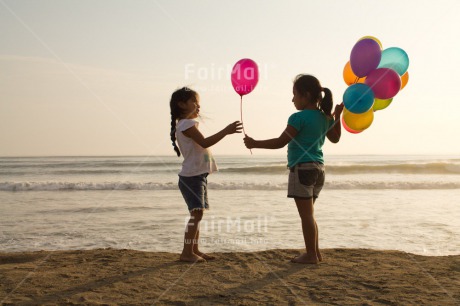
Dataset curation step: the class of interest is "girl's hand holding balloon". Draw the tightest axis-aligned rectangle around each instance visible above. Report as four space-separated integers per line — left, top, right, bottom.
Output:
224 121 243 135
334 103 344 120
243 135 256 149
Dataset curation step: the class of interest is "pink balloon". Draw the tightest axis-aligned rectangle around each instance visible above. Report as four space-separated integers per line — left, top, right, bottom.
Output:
231 58 259 96
364 68 401 99
341 116 363 134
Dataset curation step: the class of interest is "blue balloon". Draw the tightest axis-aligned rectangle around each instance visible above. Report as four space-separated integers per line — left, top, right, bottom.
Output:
378 47 409 76
343 83 375 114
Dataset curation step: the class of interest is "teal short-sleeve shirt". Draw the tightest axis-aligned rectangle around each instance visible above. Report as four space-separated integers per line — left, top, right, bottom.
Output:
287 110 334 167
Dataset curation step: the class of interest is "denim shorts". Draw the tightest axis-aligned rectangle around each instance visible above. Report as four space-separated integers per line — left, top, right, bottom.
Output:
287 162 325 199
178 173 209 212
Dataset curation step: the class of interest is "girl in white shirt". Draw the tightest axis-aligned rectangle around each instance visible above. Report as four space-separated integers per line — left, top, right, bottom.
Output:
170 87 242 262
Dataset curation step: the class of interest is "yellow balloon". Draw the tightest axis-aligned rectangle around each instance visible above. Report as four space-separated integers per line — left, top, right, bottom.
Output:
359 36 383 49
343 107 374 131
373 98 393 111
400 71 409 90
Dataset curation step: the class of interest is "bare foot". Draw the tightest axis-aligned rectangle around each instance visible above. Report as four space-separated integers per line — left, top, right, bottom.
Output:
179 253 206 263
317 250 323 262
291 253 319 264
194 251 216 260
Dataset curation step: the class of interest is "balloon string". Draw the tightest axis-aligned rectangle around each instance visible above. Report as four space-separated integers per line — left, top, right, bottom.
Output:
241 95 252 155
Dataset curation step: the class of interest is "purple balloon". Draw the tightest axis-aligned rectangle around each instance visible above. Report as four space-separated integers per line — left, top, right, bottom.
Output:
364 68 401 100
350 39 382 77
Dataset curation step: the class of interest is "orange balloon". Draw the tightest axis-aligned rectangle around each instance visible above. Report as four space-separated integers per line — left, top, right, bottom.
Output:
400 71 409 90
343 61 366 86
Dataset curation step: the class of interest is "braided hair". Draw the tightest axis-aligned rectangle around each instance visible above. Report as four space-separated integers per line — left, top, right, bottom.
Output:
293 74 333 117
169 87 198 157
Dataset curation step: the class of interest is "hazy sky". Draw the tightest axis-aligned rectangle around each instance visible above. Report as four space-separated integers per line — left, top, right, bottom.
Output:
1 0 459 156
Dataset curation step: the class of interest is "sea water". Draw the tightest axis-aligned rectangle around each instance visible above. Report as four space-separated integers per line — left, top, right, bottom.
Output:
0 155 459 255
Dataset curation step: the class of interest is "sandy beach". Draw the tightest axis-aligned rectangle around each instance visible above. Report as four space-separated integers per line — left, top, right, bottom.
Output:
0 248 458 305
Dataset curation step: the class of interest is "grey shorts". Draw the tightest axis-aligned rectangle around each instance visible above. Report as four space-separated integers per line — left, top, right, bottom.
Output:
287 162 325 199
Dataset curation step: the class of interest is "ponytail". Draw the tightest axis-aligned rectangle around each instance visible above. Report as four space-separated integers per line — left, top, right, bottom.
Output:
169 87 198 157
320 87 333 117
170 113 180 157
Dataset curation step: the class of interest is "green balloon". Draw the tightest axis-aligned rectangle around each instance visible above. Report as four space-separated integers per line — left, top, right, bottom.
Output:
373 98 393 111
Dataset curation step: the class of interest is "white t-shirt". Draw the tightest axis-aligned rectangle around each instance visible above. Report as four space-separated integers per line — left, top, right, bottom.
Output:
176 119 218 177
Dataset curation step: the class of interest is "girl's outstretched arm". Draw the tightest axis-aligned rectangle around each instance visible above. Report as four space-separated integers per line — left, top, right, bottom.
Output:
183 121 242 148
244 125 298 149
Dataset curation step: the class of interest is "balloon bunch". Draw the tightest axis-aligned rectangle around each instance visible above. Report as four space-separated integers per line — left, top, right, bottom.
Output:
342 36 410 133
231 58 259 153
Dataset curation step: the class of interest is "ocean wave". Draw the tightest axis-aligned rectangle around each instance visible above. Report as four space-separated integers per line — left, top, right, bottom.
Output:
0 182 177 191
0 161 182 169
221 165 289 174
1 180 459 191
327 163 460 174
2 160 459 175
220 162 460 175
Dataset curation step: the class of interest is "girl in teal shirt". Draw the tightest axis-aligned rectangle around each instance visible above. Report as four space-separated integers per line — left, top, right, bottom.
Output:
244 74 343 264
